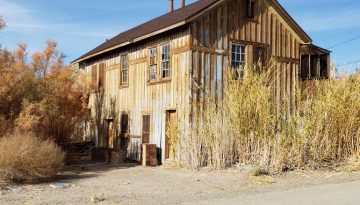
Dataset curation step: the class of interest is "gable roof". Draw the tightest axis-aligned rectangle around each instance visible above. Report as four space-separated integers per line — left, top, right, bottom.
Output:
73 0 219 63
269 0 311 43
73 0 312 63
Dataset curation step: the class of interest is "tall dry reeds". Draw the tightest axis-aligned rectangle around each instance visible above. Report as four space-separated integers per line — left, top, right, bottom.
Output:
172 63 360 173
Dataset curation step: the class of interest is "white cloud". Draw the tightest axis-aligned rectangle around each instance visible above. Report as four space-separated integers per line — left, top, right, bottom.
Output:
0 0 111 37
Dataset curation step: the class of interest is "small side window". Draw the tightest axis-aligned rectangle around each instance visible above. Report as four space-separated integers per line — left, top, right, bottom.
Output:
161 44 171 79
120 55 128 85
231 43 246 78
253 46 267 71
246 0 256 19
149 47 158 81
98 63 105 89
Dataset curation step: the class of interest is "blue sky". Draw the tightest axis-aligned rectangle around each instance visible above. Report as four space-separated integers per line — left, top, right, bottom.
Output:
0 0 359 73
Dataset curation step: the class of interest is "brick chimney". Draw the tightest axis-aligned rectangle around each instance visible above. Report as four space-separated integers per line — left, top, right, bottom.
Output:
181 0 185 8
169 0 174 12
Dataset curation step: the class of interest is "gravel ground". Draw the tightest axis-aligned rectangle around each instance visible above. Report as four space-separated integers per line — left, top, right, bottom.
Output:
1 163 360 205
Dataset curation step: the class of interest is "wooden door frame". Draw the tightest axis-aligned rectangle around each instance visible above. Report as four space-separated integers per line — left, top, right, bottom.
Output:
165 109 177 160
141 112 152 144
105 119 115 149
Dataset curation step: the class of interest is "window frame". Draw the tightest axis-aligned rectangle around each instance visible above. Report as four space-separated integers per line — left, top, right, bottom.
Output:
160 43 171 79
148 47 158 81
246 0 256 20
231 43 246 68
231 43 247 79
253 45 268 70
120 54 129 86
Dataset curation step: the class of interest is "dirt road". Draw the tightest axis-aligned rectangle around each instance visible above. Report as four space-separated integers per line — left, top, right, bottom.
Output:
1 163 360 205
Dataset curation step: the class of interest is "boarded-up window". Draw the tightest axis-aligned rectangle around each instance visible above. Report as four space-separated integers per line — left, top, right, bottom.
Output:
142 115 150 144
161 44 171 78
149 47 158 81
98 63 105 89
121 55 128 85
91 65 97 88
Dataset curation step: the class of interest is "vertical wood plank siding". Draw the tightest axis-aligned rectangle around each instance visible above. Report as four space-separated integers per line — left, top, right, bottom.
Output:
83 0 309 161
85 28 191 161
190 0 302 114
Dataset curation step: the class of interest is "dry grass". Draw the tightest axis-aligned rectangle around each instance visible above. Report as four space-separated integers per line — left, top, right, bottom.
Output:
0 132 65 182
171 62 360 173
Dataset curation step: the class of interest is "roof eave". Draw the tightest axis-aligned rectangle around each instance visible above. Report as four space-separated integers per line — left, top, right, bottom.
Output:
270 0 312 43
72 21 187 64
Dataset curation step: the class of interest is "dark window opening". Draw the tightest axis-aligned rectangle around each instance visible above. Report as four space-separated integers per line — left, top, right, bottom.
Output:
301 54 329 80
246 0 256 19
98 63 105 89
120 113 129 149
301 55 310 79
319 55 328 78
253 46 267 72
120 114 129 135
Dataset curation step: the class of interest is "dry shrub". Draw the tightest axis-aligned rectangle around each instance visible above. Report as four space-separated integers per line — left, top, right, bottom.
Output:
0 40 87 144
176 62 360 173
178 106 236 169
0 132 65 182
0 115 10 135
166 118 179 160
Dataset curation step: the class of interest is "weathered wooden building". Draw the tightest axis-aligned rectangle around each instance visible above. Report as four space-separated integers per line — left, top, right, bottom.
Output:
73 0 330 163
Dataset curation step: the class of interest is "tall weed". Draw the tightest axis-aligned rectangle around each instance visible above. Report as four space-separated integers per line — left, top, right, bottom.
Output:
174 63 360 173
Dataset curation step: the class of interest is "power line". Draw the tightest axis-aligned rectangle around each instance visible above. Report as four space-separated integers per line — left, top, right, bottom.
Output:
338 60 360 67
328 34 360 49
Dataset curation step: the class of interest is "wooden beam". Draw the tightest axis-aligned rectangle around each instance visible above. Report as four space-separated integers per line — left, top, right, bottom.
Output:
129 57 147 65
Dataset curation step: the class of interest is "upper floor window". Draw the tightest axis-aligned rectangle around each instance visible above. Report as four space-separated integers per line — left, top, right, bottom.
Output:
231 43 246 79
98 63 106 89
149 47 158 81
120 54 128 85
161 44 171 78
246 0 256 19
